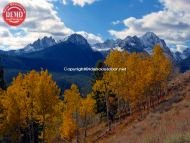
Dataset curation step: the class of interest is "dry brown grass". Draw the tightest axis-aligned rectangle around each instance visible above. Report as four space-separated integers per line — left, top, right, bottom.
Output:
89 71 190 143
97 96 190 143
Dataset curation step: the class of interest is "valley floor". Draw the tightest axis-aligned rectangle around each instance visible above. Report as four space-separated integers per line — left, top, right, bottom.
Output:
87 71 190 143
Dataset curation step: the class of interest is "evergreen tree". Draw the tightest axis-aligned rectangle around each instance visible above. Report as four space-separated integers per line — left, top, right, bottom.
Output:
91 60 105 85
91 61 107 116
0 58 6 90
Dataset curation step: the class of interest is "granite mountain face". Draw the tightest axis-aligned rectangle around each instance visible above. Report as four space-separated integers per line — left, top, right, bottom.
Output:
7 36 57 55
93 32 174 61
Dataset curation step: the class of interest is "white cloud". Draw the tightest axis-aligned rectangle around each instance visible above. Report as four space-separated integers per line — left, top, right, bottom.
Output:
50 0 97 7
109 0 190 51
112 20 121 25
72 0 97 7
0 0 102 50
77 31 103 44
176 44 188 53
62 0 67 5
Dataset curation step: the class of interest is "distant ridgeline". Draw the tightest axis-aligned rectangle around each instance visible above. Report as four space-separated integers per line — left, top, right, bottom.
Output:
0 33 189 93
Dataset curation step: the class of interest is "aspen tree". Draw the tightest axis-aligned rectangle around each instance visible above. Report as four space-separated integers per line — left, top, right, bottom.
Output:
93 79 112 131
61 84 81 143
80 94 95 142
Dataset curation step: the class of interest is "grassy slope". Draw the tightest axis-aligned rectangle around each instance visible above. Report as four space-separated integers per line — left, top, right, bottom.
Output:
88 71 190 143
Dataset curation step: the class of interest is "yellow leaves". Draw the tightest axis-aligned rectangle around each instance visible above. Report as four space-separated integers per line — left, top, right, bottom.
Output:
0 93 5 134
93 80 107 93
152 45 172 82
1 70 61 142
105 50 126 67
60 84 81 140
6 70 60 119
80 94 95 118
63 84 81 113
0 45 172 142
95 46 172 109
35 70 60 115
60 112 77 141
153 44 164 59
60 85 95 141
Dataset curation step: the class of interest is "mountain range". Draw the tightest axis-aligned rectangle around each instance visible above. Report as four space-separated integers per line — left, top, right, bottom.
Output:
93 32 190 71
7 36 57 55
1 32 190 93
4 32 190 64
2 34 103 70
93 32 174 61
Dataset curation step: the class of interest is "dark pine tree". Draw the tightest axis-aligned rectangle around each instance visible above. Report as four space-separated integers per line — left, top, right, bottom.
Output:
91 60 107 116
0 58 6 90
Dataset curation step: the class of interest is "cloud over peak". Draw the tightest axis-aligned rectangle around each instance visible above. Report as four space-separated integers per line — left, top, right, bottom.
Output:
0 0 102 50
109 0 190 51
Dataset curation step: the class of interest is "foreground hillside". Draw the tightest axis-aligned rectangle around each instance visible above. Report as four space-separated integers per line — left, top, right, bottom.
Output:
88 71 190 143
0 46 187 143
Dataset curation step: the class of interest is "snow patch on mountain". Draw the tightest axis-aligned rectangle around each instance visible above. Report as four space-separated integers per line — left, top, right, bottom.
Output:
9 36 57 55
93 32 174 60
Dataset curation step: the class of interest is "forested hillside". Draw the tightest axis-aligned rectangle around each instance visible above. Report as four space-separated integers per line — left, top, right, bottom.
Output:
96 70 190 143
1 45 189 143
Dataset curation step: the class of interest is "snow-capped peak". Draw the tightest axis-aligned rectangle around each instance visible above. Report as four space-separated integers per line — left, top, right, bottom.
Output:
140 32 169 54
175 48 190 61
141 32 159 40
66 34 89 46
20 36 56 53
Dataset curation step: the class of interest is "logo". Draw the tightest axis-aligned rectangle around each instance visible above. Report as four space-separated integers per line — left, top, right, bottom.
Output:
2 2 26 26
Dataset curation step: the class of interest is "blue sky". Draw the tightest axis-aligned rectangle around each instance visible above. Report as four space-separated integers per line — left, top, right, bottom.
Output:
55 0 162 39
0 0 190 52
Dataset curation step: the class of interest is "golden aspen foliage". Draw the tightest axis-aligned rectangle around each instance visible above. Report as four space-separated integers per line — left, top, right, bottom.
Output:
47 101 64 142
1 70 60 143
63 84 81 113
0 109 4 136
60 85 96 141
35 70 60 116
0 90 5 133
104 50 128 97
60 111 77 142
93 78 112 130
126 53 152 105
80 94 96 141
34 70 60 142
150 45 172 103
60 84 81 141
96 46 172 115
0 45 173 142
103 50 129 119
105 50 128 68
152 45 172 84
3 73 29 142
93 79 110 94
80 94 95 118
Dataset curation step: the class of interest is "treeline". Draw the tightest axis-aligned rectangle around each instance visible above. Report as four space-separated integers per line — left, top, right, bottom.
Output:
0 71 95 143
92 45 172 131
0 45 172 143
